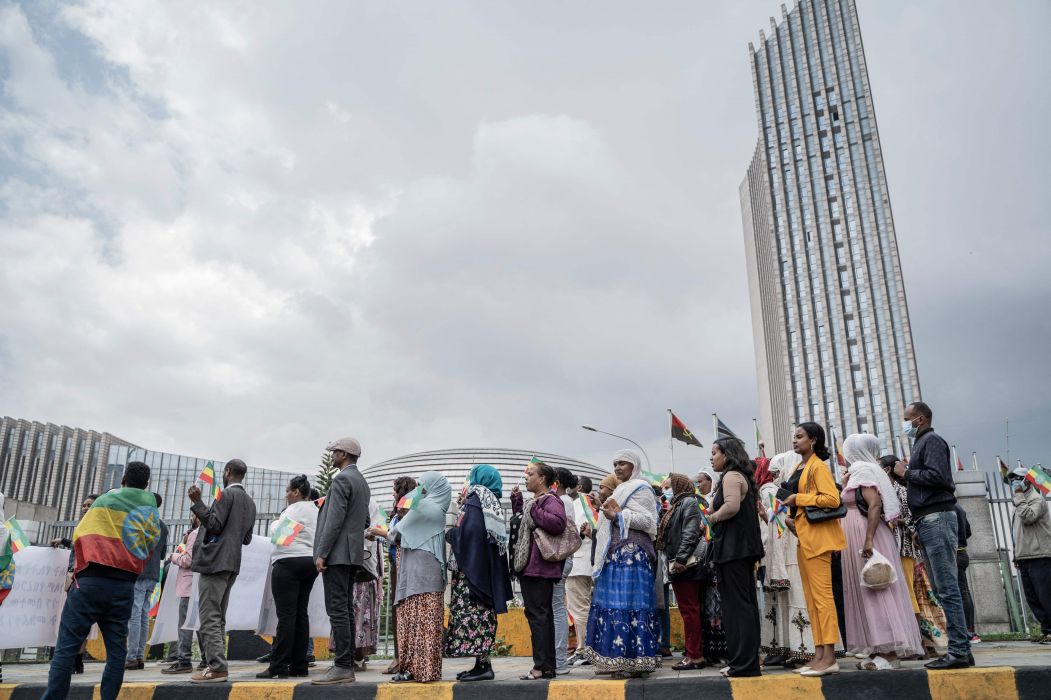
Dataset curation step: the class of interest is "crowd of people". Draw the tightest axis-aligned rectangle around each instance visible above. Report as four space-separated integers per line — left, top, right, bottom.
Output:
25 399 1051 698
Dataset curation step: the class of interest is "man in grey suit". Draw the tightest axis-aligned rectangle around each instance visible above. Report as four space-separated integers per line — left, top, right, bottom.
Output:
187 459 257 683
312 437 370 685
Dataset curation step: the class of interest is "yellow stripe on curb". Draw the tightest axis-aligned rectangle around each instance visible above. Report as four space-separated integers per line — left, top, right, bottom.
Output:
92 682 157 700
728 674 823 700
377 680 454 700
0 684 18 700
231 681 299 700
927 666 1019 700
548 679 626 700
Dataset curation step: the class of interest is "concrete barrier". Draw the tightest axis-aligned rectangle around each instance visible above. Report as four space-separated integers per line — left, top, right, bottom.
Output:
4 666 1049 700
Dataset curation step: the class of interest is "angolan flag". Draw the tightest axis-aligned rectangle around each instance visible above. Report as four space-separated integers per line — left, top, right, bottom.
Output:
671 412 703 448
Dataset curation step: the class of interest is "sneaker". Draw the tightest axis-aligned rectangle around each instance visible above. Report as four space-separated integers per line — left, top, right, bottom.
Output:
161 662 193 675
306 654 317 667
1038 634 1051 645
569 654 591 667
197 660 208 671
190 668 229 683
124 659 144 671
554 667 570 676
311 665 356 685
970 634 981 644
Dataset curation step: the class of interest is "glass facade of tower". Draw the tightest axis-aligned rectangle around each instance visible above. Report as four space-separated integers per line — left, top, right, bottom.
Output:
740 0 920 455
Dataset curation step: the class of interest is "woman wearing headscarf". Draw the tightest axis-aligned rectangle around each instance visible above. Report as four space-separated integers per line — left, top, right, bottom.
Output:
780 423 846 677
656 474 707 670
579 450 662 677
707 438 764 678
445 465 512 681
511 459 568 680
351 498 384 671
841 434 924 669
389 471 452 683
758 451 815 667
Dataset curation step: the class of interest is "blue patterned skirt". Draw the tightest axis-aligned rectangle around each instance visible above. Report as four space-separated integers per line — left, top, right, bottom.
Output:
579 540 662 674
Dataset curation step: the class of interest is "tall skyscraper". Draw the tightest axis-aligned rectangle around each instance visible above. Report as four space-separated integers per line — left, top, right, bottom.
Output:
740 0 920 455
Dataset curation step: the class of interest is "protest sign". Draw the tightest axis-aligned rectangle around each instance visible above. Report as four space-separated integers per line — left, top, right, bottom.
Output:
183 535 273 631
147 566 183 645
0 546 69 648
256 567 330 638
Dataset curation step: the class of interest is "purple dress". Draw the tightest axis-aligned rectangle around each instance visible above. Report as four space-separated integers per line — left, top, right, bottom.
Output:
840 489 924 657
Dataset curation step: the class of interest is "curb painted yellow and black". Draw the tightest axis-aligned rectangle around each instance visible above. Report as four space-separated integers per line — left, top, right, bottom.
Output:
1 666 1049 700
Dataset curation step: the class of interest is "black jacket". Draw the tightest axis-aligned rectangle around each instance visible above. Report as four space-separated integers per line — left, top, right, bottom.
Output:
661 495 705 582
906 428 957 520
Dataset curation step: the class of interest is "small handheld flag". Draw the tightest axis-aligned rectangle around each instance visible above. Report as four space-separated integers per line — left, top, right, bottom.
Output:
148 571 163 617
271 516 305 546
767 494 788 539
578 493 599 529
696 502 713 541
1024 466 1051 495
397 486 421 511
198 462 222 502
375 503 389 526
4 519 29 553
998 456 1010 483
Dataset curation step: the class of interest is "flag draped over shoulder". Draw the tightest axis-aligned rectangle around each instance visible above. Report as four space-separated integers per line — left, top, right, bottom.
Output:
0 523 13 607
671 412 703 448
73 488 162 576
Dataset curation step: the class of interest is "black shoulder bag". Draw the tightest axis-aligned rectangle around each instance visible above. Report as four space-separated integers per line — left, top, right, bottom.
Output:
803 464 847 523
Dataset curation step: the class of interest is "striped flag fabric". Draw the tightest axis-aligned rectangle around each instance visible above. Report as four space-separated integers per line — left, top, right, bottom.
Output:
73 487 162 576
271 515 305 546
998 456 1010 483
1025 466 1051 495
4 518 29 553
397 486 421 511
713 414 740 442
578 493 599 529
198 462 222 502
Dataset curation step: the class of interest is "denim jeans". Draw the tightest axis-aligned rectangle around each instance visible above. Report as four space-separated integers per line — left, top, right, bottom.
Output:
42 576 135 700
127 577 155 661
553 577 568 670
916 510 971 657
176 596 205 664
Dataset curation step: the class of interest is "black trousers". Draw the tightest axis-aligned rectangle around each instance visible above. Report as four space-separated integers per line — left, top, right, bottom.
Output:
716 559 761 676
519 575 556 674
271 557 319 674
957 549 976 634
323 565 357 669
1019 557 1051 635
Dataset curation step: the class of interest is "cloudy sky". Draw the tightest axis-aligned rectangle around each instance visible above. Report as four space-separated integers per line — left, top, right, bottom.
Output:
1 0 1048 478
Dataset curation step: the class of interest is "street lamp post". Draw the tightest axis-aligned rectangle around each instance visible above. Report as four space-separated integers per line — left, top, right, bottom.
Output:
581 424 653 470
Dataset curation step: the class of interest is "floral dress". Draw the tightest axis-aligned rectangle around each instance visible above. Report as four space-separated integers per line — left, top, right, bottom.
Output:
444 570 498 660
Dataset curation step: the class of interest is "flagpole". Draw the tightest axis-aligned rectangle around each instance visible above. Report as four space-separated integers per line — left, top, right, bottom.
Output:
972 451 979 472
752 418 760 456
712 413 718 443
829 423 840 482
668 409 676 473
952 444 959 472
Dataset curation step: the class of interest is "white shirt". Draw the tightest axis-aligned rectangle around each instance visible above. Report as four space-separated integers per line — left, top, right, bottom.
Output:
569 497 593 577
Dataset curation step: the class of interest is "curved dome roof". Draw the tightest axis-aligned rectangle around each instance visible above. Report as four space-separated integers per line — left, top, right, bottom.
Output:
360 447 607 512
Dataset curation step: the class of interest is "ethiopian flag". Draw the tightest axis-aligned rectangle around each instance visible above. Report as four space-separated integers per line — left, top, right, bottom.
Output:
73 487 162 576
4 518 29 553
1025 466 1051 495
0 526 14 607
199 462 222 502
271 515 305 546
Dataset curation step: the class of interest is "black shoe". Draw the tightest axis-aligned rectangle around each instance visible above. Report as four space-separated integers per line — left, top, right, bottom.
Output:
256 653 272 664
967 653 975 667
391 672 417 683
73 654 85 675
306 654 316 667
925 654 970 670
256 669 289 679
461 663 494 682
124 659 144 671
457 660 483 680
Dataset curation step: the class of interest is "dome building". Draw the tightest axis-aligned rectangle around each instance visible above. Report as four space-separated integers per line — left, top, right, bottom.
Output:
360 448 607 513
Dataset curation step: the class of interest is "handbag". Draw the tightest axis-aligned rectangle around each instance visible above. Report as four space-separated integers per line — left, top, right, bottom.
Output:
803 464 847 523
532 494 582 562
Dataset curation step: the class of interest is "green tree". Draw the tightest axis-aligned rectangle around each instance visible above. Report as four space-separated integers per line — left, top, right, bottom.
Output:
315 450 338 497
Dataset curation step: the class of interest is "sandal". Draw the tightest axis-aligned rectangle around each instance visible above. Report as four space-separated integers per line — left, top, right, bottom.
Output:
519 670 549 680
672 659 707 671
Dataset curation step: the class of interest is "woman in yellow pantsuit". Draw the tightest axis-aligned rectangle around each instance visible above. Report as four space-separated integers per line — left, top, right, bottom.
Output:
781 422 846 677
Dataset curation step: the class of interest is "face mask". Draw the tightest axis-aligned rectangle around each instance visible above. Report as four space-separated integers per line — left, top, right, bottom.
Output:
902 419 918 438
663 489 674 501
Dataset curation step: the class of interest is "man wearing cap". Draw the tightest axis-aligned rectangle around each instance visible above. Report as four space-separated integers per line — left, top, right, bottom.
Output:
187 459 257 683
1009 467 1051 644
312 438 371 685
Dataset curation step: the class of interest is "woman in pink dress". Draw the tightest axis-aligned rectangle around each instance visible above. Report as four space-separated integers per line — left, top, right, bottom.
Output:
840 434 924 670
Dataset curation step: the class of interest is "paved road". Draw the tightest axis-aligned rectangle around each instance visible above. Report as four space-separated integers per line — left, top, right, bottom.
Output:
4 640 1049 685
